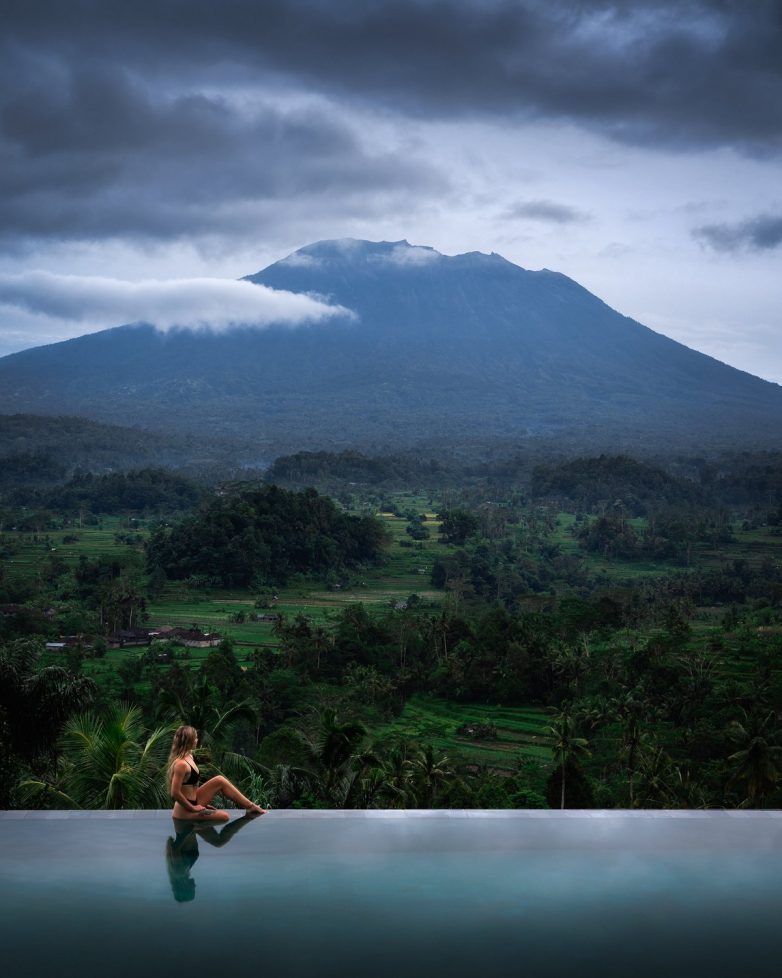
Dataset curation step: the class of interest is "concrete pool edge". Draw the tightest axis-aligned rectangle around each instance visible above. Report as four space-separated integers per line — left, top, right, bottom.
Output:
2 808 781 819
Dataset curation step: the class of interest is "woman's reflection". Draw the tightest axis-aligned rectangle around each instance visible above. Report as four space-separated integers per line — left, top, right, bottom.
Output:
166 812 260 902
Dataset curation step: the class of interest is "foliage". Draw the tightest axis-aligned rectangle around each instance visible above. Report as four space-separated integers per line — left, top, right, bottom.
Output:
0 638 96 783
531 454 706 515
266 450 451 489
19 703 171 809
0 413 233 486
438 509 479 545
146 485 387 587
6 468 204 515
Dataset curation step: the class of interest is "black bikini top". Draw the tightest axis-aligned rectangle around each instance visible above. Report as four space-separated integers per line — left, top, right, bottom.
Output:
182 761 201 787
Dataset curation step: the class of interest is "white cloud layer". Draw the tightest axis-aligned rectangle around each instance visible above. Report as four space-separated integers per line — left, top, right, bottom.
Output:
377 243 441 266
0 271 351 336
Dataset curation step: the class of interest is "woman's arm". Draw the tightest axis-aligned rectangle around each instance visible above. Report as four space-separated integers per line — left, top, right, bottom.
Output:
170 760 204 813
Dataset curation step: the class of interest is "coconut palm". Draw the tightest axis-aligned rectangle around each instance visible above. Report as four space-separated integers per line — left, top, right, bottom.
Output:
154 669 260 782
245 763 309 809
20 702 172 809
551 638 591 700
411 743 456 808
635 740 707 809
297 709 370 807
311 625 332 672
609 688 655 807
546 710 590 810
726 710 782 808
377 743 416 807
352 764 393 809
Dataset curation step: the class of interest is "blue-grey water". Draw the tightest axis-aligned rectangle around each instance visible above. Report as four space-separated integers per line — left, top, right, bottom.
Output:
1 811 781 978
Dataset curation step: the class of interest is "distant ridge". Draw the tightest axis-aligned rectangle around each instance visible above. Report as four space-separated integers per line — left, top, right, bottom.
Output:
0 413 245 480
0 239 780 453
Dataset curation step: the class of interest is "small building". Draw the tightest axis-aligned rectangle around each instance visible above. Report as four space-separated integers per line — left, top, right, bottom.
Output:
108 628 155 649
168 628 222 648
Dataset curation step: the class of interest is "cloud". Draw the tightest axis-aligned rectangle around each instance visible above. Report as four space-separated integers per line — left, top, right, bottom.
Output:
694 214 782 253
278 252 324 269
374 243 442 266
503 200 591 225
0 57 444 250
3 1 781 157
0 271 353 332
2 1 780 261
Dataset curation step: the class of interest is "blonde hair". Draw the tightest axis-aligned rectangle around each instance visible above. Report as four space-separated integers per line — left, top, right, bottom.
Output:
167 724 198 791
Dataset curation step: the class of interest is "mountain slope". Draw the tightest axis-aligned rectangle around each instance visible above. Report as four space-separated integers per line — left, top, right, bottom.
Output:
0 239 780 452
0 414 247 481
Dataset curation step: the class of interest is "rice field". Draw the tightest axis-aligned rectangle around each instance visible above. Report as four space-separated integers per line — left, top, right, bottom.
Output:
0 516 145 581
144 509 452 646
372 695 553 768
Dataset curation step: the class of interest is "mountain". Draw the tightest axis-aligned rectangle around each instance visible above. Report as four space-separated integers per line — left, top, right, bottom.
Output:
0 238 780 454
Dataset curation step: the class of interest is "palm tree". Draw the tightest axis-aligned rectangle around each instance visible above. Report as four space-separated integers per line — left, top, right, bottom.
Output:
20 702 172 809
411 743 456 808
551 638 591 700
193 701 262 788
610 688 654 807
635 739 707 809
352 764 393 809
245 763 309 809
726 710 782 808
377 743 416 807
311 625 332 672
546 711 590 810
297 710 370 807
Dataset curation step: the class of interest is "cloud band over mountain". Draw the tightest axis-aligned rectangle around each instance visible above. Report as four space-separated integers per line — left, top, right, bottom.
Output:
0 272 352 343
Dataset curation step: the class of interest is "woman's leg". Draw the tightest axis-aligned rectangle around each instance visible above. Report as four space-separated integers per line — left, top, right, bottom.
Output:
197 776 266 813
172 802 230 822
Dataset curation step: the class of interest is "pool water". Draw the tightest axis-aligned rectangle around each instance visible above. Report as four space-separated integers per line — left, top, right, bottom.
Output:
1 810 781 978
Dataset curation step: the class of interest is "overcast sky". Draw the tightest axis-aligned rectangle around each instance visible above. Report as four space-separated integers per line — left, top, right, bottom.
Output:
1 0 780 381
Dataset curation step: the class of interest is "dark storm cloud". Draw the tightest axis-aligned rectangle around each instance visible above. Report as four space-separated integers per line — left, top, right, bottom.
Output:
694 214 782 253
503 200 590 224
4 0 782 152
2 0 781 248
0 49 442 248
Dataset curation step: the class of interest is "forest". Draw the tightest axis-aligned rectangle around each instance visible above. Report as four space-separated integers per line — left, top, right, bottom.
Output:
1 448 781 812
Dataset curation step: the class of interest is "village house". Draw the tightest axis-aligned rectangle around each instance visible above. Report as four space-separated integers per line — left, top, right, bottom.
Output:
107 625 222 649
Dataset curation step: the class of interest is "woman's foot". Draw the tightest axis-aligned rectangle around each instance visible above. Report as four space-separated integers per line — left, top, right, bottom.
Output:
245 803 267 815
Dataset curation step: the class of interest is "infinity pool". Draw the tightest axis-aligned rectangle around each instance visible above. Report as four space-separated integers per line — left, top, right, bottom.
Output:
2 810 781 978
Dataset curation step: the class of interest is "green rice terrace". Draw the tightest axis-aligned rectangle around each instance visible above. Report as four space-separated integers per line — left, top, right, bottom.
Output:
375 696 552 767
144 507 452 648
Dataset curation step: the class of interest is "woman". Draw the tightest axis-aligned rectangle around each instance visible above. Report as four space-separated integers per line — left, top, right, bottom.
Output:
168 724 266 820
